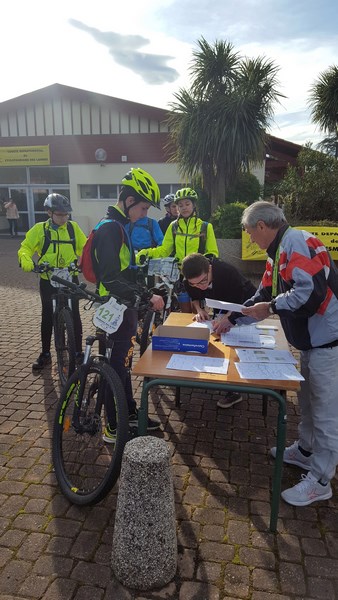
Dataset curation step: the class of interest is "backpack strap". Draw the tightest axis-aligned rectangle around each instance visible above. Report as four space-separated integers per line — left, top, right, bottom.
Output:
172 220 208 254
198 221 208 254
41 221 77 259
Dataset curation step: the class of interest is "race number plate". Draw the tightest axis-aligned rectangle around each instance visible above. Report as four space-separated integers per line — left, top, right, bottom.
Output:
50 268 72 288
93 297 127 334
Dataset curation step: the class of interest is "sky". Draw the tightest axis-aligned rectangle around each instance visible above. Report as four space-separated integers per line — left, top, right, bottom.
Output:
2 0 338 146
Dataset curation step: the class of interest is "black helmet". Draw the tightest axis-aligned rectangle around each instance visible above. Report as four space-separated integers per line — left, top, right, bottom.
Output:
163 193 175 208
44 193 72 213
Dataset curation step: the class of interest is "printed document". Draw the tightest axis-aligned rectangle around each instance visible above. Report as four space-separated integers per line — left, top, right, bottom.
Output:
166 354 229 374
235 362 304 381
205 298 246 313
221 324 276 348
235 348 297 364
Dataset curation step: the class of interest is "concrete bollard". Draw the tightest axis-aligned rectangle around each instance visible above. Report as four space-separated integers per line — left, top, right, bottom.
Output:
111 436 177 590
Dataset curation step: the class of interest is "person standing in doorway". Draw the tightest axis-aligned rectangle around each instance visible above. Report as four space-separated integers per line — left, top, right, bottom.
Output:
4 198 19 236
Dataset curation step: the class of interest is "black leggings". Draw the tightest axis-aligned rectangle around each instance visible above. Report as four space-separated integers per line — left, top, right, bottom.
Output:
39 278 82 354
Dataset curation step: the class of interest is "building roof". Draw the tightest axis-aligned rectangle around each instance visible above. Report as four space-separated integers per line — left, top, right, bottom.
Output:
0 83 169 121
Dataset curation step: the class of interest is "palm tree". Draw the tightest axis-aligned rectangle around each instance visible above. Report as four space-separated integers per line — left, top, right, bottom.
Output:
308 65 338 159
167 38 284 213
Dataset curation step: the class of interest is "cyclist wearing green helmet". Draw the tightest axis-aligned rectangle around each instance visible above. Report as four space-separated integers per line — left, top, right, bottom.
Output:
91 167 164 439
136 186 218 311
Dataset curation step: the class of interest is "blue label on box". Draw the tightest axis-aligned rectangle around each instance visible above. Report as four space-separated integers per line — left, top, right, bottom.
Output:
152 336 208 354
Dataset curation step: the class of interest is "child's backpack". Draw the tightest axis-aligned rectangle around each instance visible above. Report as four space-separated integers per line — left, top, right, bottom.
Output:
79 219 125 284
40 221 76 258
127 217 157 250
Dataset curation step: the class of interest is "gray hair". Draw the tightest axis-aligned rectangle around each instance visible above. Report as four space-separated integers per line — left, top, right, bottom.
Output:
241 201 286 229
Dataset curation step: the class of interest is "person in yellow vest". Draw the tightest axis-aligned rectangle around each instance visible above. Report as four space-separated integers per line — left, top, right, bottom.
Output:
136 187 219 311
18 194 87 371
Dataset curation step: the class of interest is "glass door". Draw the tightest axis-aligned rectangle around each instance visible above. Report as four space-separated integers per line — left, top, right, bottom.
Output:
9 188 29 232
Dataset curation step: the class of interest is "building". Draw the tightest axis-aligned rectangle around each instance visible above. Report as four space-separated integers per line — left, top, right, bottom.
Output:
0 83 302 234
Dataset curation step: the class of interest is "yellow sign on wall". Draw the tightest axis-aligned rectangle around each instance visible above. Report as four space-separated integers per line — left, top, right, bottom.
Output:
242 226 338 261
0 145 50 166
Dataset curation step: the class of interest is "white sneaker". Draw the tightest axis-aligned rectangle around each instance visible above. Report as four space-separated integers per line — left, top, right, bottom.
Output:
217 392 242 409
270 440 312 470
281 472 332 506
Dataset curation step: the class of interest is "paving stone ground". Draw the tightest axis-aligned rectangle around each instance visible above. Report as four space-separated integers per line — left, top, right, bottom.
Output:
0 235 338 600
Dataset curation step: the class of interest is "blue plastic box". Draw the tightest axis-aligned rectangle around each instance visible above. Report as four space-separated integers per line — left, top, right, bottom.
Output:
152 325 209 354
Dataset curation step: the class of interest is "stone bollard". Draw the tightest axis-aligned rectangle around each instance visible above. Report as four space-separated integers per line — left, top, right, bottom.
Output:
111 436 177 590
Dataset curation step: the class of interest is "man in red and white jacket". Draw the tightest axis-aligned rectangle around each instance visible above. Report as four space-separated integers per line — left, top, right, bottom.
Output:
228 201 338 507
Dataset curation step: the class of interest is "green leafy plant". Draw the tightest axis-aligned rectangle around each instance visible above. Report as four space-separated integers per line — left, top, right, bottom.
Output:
210 202 247 238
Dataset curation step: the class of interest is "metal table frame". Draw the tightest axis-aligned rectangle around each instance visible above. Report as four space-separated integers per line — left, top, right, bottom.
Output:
137 378 287 533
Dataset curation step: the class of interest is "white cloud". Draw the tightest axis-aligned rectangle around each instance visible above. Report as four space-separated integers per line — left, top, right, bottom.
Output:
1 0 338 145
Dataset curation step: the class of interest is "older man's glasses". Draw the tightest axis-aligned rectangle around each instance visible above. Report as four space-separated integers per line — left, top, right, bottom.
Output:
188 273 209 287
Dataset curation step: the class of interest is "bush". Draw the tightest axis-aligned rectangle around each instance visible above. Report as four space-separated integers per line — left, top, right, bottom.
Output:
210 202 247 239
226 172 261 205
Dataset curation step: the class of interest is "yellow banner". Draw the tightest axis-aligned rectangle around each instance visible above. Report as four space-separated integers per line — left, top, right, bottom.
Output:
242 226 338 261
0 145 50 166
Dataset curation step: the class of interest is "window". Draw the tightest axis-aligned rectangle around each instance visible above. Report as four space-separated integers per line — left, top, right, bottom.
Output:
159 184 185 198
100 184 118 199
80 184 118 200
80 185 98 199
0 167 27 184
30 166 69 184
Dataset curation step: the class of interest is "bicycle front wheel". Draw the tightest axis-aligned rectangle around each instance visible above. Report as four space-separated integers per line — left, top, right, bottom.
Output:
52 360 129 505
54 308 76 387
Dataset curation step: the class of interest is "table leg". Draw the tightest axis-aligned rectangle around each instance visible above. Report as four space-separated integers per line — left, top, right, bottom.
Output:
175 386 181 408
269 389 287 532
138 377 150 436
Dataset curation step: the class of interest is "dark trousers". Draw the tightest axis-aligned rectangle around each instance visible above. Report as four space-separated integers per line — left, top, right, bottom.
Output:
8 219 18 236
104 308 138 425
39 278 82 354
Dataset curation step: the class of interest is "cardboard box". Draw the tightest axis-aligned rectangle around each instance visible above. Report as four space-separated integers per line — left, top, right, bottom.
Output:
152 325 209 354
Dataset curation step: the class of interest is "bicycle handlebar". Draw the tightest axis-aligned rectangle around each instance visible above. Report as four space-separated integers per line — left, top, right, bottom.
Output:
50 274 147 310
33 261 80 274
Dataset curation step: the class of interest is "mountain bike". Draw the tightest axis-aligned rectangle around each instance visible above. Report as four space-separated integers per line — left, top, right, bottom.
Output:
51 274 147 505
34 262 81 387
136 257 183 355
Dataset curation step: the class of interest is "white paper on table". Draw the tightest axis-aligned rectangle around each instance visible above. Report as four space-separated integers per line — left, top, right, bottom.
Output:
187 321 214 331
235 362 304 381
235 348 297 364
166 354 229 374
205 298 246 313
221 325 276 348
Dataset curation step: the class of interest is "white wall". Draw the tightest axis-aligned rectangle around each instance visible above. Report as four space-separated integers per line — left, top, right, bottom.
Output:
69 162 182 233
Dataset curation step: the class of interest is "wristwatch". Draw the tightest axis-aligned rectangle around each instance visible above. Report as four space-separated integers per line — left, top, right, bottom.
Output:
268 301 275 315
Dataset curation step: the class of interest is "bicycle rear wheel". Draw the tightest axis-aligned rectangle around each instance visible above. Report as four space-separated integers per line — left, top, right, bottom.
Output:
54 308 76 387
52 360 129 505
137 309 163 356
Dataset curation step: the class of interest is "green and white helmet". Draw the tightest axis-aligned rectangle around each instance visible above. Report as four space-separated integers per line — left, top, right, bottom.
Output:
174 188 199 203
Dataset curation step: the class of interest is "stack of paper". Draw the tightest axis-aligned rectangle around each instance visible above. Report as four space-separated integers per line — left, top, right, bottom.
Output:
234 347 303 381
221 324 276 348
166 354 229 375
235 349 296 364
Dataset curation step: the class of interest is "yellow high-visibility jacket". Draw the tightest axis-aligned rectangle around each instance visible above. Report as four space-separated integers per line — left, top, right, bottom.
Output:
18 219 87 279
145 216 218 263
